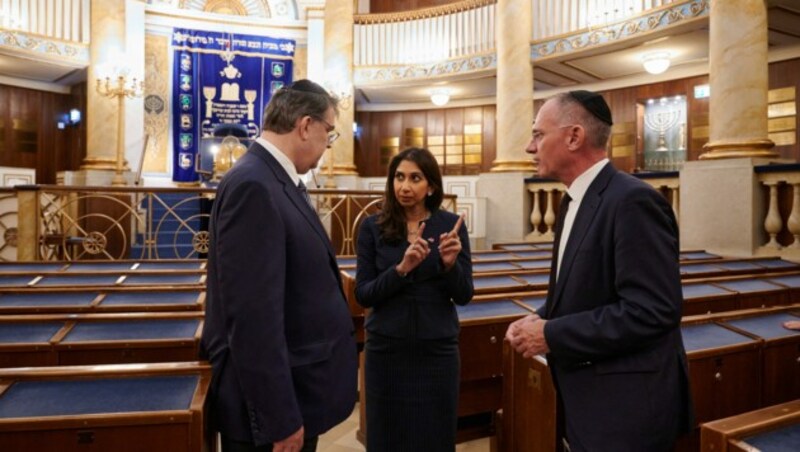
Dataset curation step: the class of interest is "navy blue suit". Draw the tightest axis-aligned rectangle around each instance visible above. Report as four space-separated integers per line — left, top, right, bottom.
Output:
355 209 473 339
201 142 357 446
539 163 693 451
355 209 473 450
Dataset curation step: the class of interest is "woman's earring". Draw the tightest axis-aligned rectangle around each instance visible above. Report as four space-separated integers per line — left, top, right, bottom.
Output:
427 191 433 196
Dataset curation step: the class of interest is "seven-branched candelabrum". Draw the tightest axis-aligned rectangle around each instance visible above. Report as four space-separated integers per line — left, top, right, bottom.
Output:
644 109 680 152
96 75 144 186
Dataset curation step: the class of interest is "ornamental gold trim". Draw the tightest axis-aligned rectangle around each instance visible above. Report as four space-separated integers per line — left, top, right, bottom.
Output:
354 0 495 25
354 51 496 84
530 0 708 60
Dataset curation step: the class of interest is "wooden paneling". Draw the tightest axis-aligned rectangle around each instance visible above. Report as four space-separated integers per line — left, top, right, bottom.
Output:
769 58 800 160
355 105 497 177
0 83 85 184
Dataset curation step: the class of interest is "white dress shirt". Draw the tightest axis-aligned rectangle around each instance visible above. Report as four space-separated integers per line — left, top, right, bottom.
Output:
556 158 610 280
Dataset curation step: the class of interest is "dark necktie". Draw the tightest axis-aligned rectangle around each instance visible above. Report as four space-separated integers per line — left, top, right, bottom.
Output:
297 180 315 210
545 192 571 315
550 193 572 281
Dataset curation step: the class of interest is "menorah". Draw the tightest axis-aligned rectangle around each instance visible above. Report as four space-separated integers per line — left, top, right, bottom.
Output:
96 72 145 186
644 110 680 152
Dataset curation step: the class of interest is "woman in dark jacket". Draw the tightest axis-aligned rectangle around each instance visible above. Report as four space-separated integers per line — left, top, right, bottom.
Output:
355 147 473 451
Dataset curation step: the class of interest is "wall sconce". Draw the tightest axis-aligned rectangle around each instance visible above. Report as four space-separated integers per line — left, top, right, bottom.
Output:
325 79 353 110
642 51 671 75
57 108 81 129
430 88 451 106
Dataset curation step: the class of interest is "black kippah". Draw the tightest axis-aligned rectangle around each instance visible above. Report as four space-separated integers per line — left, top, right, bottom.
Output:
567 90 613 126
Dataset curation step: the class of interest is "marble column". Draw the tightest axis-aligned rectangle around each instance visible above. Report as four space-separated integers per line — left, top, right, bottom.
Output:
323 0 357 176
80 0 145 186
700 0 776 159
83 0 125 171
491 0 535 172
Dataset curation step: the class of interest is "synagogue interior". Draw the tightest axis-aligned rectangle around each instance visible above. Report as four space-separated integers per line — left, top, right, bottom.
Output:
0 0 797 451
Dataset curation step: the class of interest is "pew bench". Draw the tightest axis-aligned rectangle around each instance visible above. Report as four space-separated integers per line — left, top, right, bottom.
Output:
0 362 211 452
0 312 203 368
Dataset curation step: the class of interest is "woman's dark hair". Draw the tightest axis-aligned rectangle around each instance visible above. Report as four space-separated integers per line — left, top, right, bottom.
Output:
262 79 339 133
377 147 444 242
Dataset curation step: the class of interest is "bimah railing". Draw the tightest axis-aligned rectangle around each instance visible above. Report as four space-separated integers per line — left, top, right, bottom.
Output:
8 185 457 261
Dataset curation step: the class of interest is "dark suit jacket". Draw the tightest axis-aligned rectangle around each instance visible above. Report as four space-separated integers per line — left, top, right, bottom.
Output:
200 141 357 445
355 210 473 339
538 163 693 451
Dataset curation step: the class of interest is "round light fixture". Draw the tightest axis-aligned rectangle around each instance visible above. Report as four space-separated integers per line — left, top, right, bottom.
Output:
641 52 671 75
430 88 451 106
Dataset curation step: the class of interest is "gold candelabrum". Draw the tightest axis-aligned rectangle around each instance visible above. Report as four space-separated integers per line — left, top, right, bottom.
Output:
96 74 144 186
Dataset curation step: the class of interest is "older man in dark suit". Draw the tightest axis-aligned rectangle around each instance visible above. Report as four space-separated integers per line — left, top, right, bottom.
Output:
201 80 357 452
505 91 693 451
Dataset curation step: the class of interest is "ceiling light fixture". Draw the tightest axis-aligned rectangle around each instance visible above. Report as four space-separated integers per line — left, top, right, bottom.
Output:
430 88 451 106
641 51 671 75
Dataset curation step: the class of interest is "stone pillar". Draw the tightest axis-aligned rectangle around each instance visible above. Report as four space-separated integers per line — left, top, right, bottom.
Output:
700 0 776 159
680 158 771 256
323 0 357 176
491 0 535 172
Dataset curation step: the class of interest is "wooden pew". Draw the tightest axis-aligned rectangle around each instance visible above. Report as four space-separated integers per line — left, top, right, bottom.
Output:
0 312 203 368
0 271 206 289
0 259 206 274
499 306 800 452
0 362 210 452
700 399 800 451
0 288 205 314
717 310 800 406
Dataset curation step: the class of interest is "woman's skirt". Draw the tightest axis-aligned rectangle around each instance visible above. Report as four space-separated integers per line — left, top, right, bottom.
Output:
364 332 459 452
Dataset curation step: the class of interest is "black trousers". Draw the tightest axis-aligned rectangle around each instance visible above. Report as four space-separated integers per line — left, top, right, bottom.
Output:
220 434 318 452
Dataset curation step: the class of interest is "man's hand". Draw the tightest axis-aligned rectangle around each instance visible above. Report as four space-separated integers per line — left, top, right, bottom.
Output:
273 426 304 452
505 314 549 357
784 320 800 331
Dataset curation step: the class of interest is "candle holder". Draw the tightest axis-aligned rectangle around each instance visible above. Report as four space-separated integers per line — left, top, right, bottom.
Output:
96 73 144 186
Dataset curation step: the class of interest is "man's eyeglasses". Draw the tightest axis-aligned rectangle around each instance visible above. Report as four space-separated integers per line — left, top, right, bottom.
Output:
313 117 341 147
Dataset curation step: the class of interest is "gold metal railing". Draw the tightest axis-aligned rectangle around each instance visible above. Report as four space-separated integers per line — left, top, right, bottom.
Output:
9 185 457 261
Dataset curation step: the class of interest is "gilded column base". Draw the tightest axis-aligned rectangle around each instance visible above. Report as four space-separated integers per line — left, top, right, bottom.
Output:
332 164 359 176
490 159 536 173
700 139 778 160
81 157 129 171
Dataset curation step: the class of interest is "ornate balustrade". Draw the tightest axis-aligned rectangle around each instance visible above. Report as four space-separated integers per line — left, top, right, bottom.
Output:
7 185 456 261
524 178 566 243
530 0 678 41
524 172 679 244
756 164 800 254
0 0 90 66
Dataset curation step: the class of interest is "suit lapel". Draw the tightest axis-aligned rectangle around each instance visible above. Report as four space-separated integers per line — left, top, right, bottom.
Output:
249 143 337 260
547 164 616 316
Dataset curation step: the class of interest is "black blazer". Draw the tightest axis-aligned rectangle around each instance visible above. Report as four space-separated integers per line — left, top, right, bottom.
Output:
200 142 357 445
539 163 693 451
355 210 473 339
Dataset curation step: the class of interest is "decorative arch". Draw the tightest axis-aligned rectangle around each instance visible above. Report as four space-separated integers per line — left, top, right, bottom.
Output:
176 0 298 19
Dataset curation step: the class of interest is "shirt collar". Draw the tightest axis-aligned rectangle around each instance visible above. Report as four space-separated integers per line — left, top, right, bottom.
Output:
566 158 609 203
256 136 300 186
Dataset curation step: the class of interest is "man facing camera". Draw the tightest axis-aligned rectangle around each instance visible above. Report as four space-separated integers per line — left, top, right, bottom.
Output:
505 90 693 452
201 80 357 452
